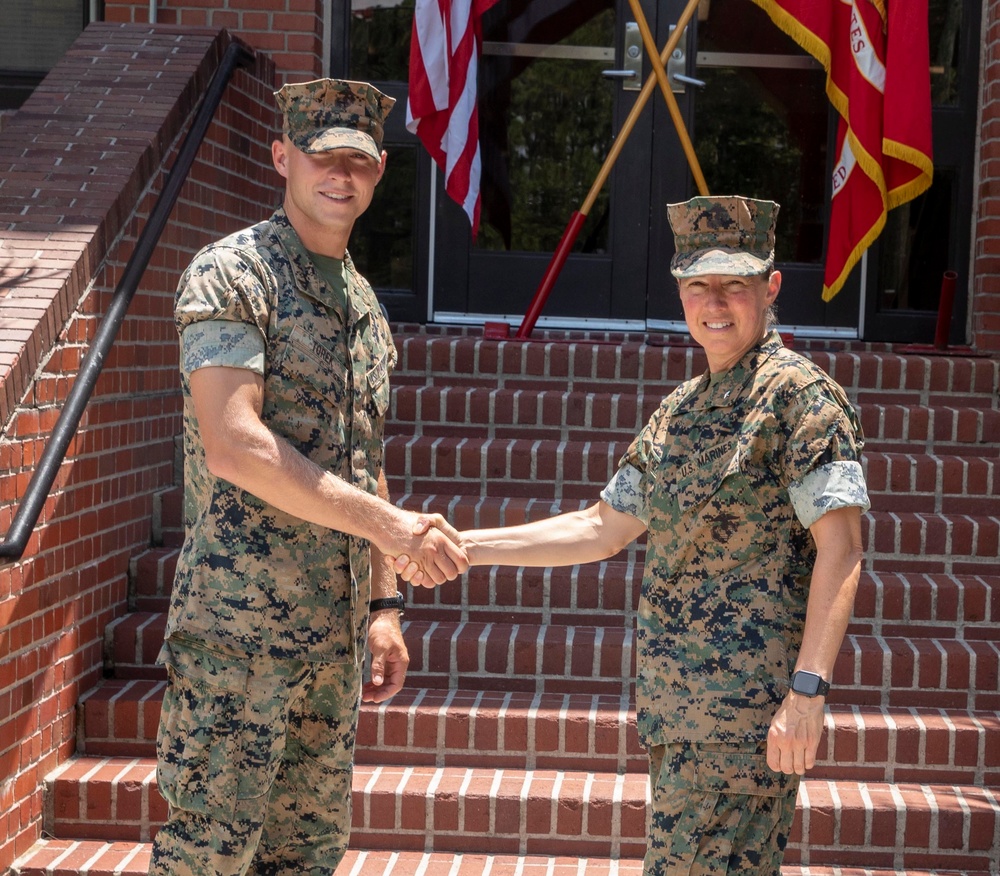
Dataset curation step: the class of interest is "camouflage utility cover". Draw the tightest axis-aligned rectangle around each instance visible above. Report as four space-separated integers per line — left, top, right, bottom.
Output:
167 207 396 663
275 78 395 161
668 196 778 278
601 332 867 745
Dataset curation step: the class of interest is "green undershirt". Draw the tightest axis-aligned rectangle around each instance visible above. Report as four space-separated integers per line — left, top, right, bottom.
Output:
307 250 348 314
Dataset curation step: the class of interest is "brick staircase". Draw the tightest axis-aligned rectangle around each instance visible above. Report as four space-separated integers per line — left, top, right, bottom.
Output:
12 328 1000 875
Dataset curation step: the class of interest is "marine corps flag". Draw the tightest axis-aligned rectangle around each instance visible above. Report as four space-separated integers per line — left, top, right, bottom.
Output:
407 0 501 237
750 0 934 301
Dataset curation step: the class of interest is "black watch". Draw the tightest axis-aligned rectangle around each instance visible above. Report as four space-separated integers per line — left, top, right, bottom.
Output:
789 670 830 698
369 591 405 617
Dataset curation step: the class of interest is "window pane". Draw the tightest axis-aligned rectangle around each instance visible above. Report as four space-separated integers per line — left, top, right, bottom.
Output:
350 0 413 83
698 0 816 57
350 143 416 292
877 170 954 313
694 0 828 265
0 0 85 73
929 0 962 106
476 2 615 254
692 67 827 265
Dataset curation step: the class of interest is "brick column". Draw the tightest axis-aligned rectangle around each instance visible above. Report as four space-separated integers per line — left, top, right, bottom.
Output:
974 0 1000 352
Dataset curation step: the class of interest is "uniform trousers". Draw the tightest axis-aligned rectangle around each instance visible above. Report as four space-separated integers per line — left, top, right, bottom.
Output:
148 634 361 876
644 740 799 876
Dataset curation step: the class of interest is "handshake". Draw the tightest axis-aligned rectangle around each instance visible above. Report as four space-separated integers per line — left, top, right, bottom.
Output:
378 499 640 587
380 510 469 587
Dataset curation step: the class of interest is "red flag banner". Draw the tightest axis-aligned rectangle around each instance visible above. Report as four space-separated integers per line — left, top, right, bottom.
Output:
407 0 501 237
750 0 934 301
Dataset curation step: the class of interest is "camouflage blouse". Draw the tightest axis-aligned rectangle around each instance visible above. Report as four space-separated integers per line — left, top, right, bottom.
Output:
602 332 869 745
166 208 396 663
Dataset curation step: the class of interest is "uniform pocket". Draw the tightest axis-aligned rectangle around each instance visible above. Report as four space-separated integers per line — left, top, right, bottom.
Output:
693 746 794 798
156 636 250 823
277 325 347 404
673 444 776 566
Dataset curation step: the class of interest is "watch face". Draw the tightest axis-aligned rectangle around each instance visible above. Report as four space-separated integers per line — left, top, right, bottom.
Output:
792 671 822 695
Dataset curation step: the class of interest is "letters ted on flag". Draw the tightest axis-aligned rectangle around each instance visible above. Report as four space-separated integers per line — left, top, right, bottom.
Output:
750 0 934 301
407 0 500 237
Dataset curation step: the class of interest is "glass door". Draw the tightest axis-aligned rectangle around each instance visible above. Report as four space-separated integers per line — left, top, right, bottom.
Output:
431 0 657 328
862 0 979 345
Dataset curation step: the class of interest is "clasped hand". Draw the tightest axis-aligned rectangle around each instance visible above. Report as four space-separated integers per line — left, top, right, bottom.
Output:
383 515 455 587
384 512 467 586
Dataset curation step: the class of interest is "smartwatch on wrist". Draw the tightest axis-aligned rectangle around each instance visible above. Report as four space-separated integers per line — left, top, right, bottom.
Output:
789 669 830 698
369 591 405 617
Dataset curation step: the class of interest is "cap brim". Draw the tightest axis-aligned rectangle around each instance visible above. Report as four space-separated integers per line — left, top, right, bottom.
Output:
293 128 381 160
670 247 773 278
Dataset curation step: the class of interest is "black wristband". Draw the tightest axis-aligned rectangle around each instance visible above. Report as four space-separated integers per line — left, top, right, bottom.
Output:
369 591 404 617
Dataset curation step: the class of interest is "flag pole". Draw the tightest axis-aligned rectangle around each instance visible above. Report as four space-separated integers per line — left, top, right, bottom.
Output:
514 0 702 340
626 0 709 197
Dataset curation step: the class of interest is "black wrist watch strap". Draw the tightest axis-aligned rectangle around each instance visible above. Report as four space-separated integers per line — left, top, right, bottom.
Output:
369 591 405 617
789 669 831 698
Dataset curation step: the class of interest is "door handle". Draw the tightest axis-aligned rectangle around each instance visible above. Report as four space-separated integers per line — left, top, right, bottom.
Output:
672 73 706 88
601 22 642 91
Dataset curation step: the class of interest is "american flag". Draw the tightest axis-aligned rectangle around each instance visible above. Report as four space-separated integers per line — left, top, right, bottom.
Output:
407 0 501 237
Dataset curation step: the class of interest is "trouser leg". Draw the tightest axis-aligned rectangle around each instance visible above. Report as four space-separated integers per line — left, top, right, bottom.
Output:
644 741 799 876
248 661 361 876
149 636 360 876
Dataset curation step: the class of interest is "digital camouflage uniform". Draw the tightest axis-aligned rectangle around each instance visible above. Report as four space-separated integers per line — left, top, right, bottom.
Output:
600 197 870 876
150 79 396 876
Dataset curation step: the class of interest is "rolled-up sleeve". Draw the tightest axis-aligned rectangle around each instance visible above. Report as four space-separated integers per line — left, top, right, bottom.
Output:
788 460 871 529
181 319 266 377
601 463 650 526
175 244 270 378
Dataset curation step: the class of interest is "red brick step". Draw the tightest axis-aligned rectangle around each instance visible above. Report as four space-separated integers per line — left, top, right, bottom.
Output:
385 434 999 513
387 383 1000 459
42 756 999 869
76 677 1000 788
394 492 1000 574
101 612 1000 709
12 839 995 876
391 334 999 407
127 544 1000 639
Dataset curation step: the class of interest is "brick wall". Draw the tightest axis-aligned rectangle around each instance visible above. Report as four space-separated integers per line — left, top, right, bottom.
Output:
975 0 1000 353
104 0 325 83
0 23 280 870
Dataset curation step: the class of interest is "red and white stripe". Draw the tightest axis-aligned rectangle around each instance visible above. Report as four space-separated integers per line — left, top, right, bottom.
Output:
407 0 500 236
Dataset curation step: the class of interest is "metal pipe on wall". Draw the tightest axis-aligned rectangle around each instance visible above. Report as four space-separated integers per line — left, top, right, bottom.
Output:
149 0 157 23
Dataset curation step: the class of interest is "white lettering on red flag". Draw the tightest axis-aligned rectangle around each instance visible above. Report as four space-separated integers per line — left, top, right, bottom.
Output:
750 0 933 301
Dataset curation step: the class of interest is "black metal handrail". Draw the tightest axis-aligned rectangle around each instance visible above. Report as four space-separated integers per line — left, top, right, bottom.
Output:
0 39 256 561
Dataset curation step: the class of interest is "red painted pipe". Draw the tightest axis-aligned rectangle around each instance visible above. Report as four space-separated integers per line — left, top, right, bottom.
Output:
515 210 588 339
933 270 958 350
